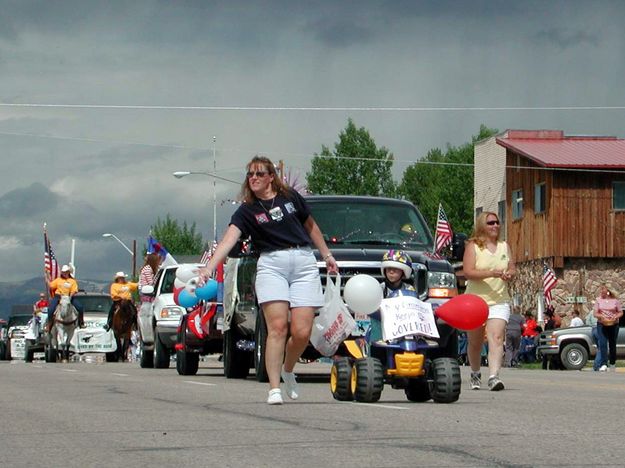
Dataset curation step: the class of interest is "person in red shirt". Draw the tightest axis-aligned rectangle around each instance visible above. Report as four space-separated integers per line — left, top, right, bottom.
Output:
33 293 49 314
522 313 539 338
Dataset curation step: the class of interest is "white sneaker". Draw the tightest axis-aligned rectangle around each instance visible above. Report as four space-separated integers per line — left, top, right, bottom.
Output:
599 365 608 372
267 388 283 405
281 366 299 400
470 371 481 390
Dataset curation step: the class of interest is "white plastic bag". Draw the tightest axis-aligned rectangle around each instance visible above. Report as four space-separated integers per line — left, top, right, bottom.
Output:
310 273 356 356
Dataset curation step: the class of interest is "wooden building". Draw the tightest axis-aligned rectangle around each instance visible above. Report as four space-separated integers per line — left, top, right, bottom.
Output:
475 130 625 322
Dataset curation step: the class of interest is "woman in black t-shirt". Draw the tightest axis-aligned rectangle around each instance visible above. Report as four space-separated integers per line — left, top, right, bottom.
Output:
200 156 338 405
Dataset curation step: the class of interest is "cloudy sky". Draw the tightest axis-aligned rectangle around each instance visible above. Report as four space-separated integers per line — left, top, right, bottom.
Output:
1 0 624 282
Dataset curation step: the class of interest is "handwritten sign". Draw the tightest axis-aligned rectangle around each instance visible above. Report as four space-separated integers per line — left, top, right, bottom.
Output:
380 296 439 341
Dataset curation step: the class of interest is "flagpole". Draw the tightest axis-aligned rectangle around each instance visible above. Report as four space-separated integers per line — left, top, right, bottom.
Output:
43 223 50 300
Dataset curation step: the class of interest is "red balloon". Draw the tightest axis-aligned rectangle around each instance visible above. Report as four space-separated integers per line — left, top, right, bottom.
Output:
173 286 184 306
435 294 489 331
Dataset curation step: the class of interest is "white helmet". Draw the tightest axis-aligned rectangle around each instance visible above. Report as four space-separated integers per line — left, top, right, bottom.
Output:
380 250 413 279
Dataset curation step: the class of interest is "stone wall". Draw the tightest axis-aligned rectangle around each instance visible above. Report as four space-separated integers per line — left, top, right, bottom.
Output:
510 258 625 327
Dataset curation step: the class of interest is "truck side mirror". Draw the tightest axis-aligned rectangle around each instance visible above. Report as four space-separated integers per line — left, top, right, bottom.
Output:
450 233 467 261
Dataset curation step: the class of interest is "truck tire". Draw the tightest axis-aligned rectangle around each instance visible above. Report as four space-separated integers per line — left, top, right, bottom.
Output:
154 334 170 369
139 341 154 368
24 340 34 363
223 328 250 379
353 357 384 403
430 357 461 403
176 320 199 376
330 357 354 401
560 343 588 370
45 344 56 363
405 378 431 402
254 312 269 382
106 352 117 362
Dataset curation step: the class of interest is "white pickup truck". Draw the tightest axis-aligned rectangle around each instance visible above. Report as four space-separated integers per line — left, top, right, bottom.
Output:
138 263 204 368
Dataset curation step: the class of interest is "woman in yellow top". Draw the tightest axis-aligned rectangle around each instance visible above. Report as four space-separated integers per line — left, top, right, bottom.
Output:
463 212 515 391
104 272 138 331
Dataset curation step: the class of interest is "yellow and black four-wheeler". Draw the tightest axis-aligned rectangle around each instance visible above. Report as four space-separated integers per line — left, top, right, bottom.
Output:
330 328 461 404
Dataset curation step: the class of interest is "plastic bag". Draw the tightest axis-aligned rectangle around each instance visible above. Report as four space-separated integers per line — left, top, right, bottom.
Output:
310 273 356 356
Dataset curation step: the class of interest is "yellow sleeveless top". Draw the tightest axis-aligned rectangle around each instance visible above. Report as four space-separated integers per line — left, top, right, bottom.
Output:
465 241 510 306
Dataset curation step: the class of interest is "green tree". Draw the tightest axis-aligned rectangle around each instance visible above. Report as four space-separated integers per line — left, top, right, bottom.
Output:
149 214 204 255
399 125 498 235
306 119 396 196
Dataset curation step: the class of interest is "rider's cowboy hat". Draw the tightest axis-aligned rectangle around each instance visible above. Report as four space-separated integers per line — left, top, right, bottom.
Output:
115 271 128 279
61 265 71 273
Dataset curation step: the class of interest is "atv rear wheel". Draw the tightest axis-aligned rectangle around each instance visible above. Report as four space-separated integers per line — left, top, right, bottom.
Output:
430 357 461 403
405 378 431 402
330 357 354 401
353 357 384 403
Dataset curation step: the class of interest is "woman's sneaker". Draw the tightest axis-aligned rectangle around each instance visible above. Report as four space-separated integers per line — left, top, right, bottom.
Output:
267 388 283 405
470 371 481 390
599 365 608 372
488 375 505 391
281 367 299 400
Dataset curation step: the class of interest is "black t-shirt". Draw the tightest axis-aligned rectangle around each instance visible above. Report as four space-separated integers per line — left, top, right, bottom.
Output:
229 189 313 253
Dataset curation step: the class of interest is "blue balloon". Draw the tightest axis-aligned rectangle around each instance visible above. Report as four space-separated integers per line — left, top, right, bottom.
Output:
178 289 199 308
195 279 218 301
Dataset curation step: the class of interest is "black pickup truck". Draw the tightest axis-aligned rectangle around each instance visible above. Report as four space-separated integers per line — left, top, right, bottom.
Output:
221 195 464 381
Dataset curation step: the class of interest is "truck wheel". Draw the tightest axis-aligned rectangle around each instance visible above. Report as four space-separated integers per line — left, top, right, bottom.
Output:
176 320 199 376
154 334 170 369
223 328 250 379
353 357 384 403
139 342 154 368
105 352 117 362
330 357 354 401
430 357 461 403
45 345 56 363
0 342 5 360
405 378 431 402
24 340 34 363
560 343 588 370
254 311 269 382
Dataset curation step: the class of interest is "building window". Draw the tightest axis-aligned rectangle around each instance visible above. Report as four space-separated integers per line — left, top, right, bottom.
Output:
498 200 506 239
614 182 625 210
534 183 546 213
475 206 483 219
512 189 523 220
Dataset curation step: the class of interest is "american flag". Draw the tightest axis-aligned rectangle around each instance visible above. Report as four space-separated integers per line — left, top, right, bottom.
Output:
543 264 558 307
434 203 453 254
44 229 59 280
199 249 211 266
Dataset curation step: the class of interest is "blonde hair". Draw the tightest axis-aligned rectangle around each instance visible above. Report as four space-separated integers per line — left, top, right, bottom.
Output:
240 156 290 204
469 211 500 249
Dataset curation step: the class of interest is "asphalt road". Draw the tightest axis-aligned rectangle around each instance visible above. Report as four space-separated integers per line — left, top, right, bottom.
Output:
1 357 624 468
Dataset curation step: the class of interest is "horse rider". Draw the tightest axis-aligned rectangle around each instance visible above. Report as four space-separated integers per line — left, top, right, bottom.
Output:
104 272 138 331
46 265 85 330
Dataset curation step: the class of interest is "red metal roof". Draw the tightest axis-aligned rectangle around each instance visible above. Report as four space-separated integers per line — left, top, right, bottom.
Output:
496 130 625 168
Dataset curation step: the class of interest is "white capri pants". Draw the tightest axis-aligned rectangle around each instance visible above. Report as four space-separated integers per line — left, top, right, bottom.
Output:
488 303 511 322
255 246 324 308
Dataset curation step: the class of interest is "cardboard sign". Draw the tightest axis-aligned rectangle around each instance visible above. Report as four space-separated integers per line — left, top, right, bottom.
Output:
380 296 439 341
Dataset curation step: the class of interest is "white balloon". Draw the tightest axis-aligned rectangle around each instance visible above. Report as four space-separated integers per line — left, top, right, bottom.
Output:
174 278 186 289
176 264 198 283
185 277 200 294
343 274 383 315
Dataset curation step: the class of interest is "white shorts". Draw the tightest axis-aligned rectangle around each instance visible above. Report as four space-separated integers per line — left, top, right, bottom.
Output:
488 303 511 322
255 247 323 308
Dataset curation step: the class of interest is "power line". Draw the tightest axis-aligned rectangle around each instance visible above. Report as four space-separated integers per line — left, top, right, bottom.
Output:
2 102 625 112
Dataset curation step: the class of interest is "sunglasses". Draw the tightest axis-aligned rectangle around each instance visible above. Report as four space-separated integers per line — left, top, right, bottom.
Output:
246 170 269 178
486 220 500 226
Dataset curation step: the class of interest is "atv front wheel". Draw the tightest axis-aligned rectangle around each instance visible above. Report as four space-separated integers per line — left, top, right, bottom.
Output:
330 357 354 401
353 357 384 403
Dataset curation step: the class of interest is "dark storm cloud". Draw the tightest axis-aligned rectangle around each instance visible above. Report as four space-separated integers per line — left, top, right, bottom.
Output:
0 182 59 217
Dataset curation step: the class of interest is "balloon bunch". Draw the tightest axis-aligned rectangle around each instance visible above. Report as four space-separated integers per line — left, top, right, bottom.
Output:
173 265 219 309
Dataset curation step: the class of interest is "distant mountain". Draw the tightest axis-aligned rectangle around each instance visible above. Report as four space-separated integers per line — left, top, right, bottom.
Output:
0 277 109 320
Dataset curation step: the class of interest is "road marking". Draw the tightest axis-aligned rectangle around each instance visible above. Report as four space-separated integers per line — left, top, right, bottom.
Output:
350 402 409 410
112 373 129 377
32 365 43 368
60 368 78 372
183 380 216 386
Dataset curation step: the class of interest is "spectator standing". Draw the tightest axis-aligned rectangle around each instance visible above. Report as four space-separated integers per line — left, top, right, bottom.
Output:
504 309 525 367
585 308 604 371
570 310 584 327
463 211 515 391
593 284 623 372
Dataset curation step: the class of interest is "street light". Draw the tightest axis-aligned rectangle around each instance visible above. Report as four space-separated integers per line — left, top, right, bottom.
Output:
102 233 136 277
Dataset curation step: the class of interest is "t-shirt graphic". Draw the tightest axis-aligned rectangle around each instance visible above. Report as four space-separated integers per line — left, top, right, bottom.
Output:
255 213 270 224
285 202 296 214
269 206 284 221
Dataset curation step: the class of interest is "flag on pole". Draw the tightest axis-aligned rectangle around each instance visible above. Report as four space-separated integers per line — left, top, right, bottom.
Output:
44 228 60 280
199 240 218 266
543 263 558 307
434 203 453 254
147 236 178 267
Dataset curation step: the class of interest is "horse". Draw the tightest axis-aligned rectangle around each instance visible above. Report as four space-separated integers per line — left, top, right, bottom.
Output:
111 299 137 362
49 295 78 363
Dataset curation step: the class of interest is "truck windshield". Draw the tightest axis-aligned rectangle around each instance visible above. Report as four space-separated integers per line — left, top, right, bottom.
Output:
308 199 433 249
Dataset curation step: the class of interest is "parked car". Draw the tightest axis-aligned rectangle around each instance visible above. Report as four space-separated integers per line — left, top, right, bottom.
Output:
221 195 464 381
537 317 625 370
2 314 31 360
26 292 116 362
139 263 204 369
0 319 7 359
